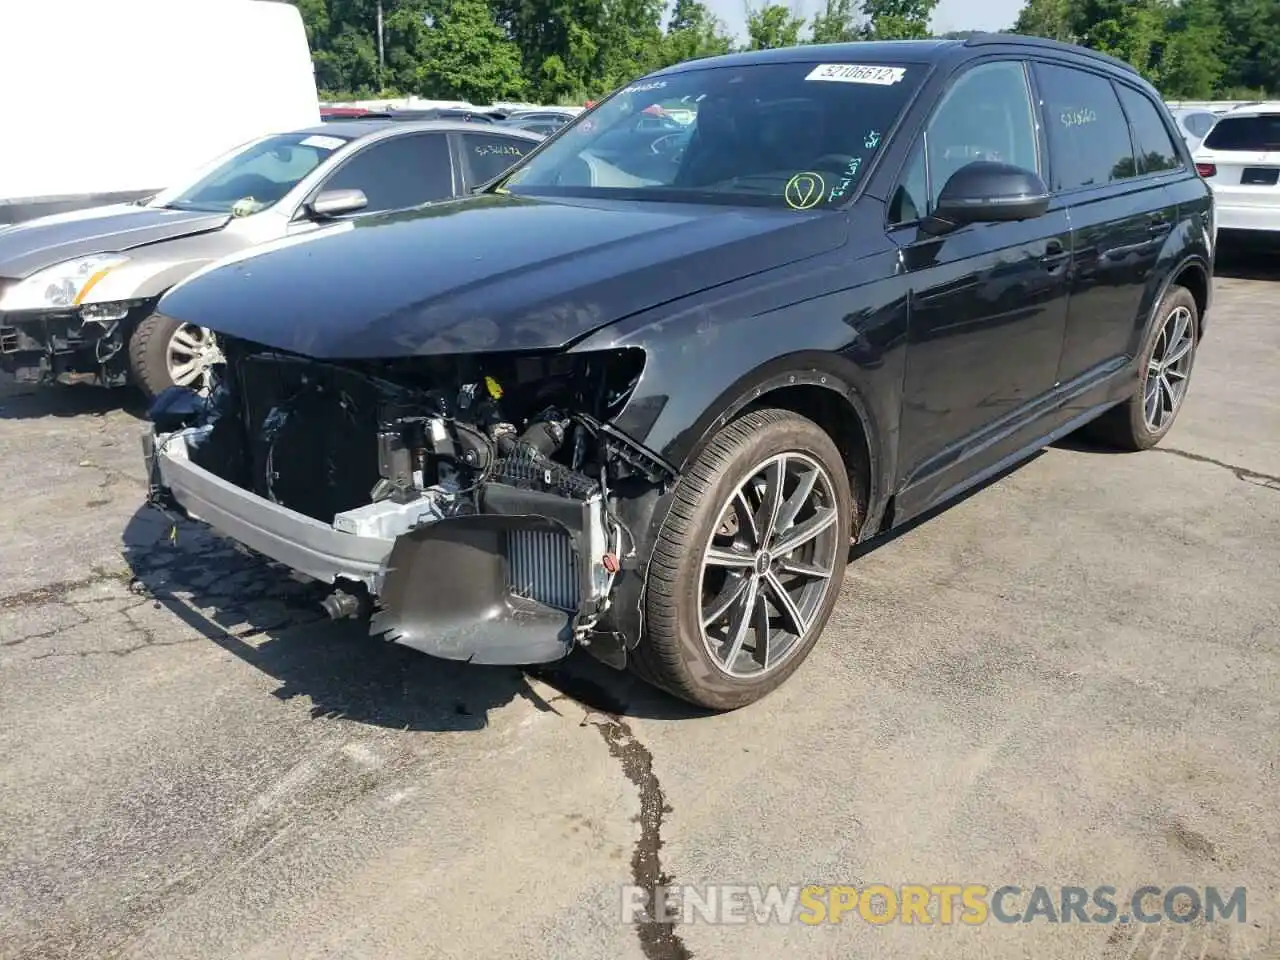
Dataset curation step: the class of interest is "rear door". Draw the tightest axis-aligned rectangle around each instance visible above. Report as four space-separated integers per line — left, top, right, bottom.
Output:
1032 61 1178 386
456 132 539 189
1195 112 1280 227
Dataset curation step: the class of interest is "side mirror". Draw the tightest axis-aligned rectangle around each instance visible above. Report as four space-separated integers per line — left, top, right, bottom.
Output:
922 161 1050 236
306 188 368 219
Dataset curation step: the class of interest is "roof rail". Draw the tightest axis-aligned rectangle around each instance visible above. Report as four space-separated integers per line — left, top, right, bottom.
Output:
964 33 1140 76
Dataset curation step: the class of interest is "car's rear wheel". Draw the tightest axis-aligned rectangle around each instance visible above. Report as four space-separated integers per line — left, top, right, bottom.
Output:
128 313 224 400
634 408 854 710
1086 285 1199 451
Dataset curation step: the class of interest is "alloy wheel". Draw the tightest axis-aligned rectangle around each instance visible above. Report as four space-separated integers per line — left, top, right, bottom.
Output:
166 324 224 394
1144 305 1194 431
698 452 842 679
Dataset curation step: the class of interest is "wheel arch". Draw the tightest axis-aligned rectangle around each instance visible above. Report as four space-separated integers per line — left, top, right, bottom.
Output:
1170 257 1211 336
671 353 889 539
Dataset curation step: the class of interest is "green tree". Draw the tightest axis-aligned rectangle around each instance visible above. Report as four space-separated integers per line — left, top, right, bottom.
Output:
1214 0 1280 95
860 0 938 40
810 0 861 43
1054 0 1165 83
662 0 734 64
496 0 605 101
410 0 525 102
596 0 668 89
1160 0 1224 98
746 3 806 49
1013 0 1074 41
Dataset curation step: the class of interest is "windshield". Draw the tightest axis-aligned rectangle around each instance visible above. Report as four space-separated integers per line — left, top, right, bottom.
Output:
498 60 924 208
1203 114 1280 152
151 133 350 215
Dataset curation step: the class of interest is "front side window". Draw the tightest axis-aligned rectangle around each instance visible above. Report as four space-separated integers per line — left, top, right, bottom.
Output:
1117 85 1182 175
1033 62 1135 190
498 61 925 209
1202 114 1280 152
461 133 536 186
153 133 349 215
319 133 455 213
888 60 1039 225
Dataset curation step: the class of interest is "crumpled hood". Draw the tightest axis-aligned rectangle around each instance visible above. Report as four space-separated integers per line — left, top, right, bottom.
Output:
157 193 846 358
0 204 230 279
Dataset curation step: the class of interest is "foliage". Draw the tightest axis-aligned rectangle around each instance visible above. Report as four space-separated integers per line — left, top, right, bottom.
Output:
293 0 1278 103
809 0 861 44
745 4 806 50
1013 0 1278 98
859 0 938 40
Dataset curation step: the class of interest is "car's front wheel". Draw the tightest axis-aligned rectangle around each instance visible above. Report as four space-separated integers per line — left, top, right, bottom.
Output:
634 408 854 710
128 313 224 400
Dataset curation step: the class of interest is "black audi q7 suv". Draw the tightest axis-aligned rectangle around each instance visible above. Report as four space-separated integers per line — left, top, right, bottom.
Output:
142 36 1214 710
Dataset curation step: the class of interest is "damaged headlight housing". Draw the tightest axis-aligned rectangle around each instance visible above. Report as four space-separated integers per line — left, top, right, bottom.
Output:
0 254 130 312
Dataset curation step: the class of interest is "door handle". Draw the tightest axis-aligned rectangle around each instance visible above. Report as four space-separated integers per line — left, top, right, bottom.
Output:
1148 217 1172 237
1040 239 1068 269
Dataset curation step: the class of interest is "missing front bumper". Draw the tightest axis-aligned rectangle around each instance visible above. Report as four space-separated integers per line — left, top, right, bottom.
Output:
144 427 615 665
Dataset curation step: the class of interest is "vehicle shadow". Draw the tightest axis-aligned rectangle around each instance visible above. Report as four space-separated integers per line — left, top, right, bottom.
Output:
850 449 1047 561
0 377 146 421
1214 239 1280 282
120 506 707 732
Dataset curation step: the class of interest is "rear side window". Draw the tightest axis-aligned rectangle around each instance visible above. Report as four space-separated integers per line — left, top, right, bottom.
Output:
1203 115 1280 151
462 133 535 185
319 133 455 212
1033 62 1135 191
1116 85 1182 175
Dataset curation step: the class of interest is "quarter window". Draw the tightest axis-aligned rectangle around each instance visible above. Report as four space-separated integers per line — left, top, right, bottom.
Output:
1033 62 1135 190
888 60 1039 225
1117 85 1182 175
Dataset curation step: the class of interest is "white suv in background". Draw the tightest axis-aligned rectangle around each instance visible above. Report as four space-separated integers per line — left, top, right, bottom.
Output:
1193 103 1280 236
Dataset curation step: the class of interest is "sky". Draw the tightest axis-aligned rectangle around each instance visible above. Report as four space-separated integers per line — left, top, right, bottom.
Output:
708 0 1025 43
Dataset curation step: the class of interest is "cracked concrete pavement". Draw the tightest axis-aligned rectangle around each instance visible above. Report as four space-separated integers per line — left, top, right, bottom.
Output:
0 249 1277 960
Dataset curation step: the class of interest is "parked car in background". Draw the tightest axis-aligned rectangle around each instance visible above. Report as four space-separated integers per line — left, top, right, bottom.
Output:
143 36 1211 711
496 110 578 135
0 0 318 226
1170 106 1219 151
0 122 542 397
498 114 576 135
387 107 500 123
1193 102 1280 237
321 107 393 121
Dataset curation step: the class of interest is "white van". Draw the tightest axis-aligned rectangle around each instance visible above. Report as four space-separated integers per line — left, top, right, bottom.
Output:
0 0 319 224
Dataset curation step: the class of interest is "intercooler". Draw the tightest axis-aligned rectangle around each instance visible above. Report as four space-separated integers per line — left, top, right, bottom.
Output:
506 529 581 612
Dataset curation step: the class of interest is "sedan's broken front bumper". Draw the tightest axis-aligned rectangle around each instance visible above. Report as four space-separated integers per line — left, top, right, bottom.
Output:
143 428 610 665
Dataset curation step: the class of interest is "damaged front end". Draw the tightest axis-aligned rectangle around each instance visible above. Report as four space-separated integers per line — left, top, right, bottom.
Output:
142 337 674 666
0 301 149 387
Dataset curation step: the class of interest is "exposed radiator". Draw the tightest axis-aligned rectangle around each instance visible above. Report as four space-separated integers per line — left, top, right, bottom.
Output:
506 529 580 612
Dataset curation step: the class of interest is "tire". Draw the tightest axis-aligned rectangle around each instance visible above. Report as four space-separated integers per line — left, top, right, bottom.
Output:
632 408 855 711
1085 285 1199 452
127 313 221 401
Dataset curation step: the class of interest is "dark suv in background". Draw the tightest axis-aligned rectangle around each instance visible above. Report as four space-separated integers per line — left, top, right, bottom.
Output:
144 36 1213 710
